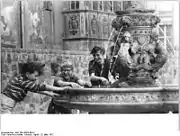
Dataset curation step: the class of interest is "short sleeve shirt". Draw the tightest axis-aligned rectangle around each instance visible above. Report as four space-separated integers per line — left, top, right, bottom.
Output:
88 58 110 86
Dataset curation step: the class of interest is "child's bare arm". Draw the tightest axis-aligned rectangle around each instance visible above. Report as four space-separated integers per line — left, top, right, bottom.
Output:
55 80 72 87
90 73 103 81
77 79 92 87
90 73 108 82
39 91 59 97
45 84 66 92
55 79 82 88
90 73 109 85
22 80 67 92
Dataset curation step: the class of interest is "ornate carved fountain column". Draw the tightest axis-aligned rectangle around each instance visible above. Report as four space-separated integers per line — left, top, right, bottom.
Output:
110 1 168 87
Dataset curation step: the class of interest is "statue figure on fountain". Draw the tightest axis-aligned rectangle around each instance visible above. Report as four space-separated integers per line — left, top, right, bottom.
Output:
110 15 168 88
110 31 133 87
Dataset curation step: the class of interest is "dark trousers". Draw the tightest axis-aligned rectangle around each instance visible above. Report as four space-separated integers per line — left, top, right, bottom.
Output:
47 99 72 114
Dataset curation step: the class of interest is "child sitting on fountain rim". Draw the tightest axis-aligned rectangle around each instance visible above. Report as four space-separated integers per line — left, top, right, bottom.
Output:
53 61 92 88
47 61 92 114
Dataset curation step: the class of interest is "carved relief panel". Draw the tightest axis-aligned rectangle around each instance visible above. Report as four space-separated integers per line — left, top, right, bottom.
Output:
80 12 86 37
24 1 44 46
89 13 99 37
1 0 21 48
109 15 116 36
98 14 109 38
1 0 55 49
84 1 91 10
101 15 109 39
66 13 80 38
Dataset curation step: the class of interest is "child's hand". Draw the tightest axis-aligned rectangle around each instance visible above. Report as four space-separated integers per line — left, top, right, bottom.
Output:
85 82 92 87
70 83 83 88
100 77 109 85
40 91 59 97
50 92 59 97
63 86 71 93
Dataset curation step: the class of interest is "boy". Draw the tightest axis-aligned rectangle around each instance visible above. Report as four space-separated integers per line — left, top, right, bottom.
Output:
47 61 91 114
1 61 68 114
88 46 110 87
54 61 91 88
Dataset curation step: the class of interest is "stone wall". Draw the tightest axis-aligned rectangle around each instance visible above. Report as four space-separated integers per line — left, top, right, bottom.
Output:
1 48 178 113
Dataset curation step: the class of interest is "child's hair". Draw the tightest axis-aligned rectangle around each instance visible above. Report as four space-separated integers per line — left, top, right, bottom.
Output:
90 46 105 55
51 62 60 74
20 62 45 76
61 61 73 71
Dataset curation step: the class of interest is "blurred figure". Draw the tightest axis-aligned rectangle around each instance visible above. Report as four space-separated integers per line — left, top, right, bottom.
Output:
51 62 60 76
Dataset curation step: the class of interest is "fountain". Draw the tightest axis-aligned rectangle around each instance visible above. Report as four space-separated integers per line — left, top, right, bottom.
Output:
53 1 179 113
110 2 167 88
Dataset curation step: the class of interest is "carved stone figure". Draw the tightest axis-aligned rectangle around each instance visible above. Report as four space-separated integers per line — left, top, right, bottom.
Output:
80 15 84 34
117 31 132 64
102 16 109 37
110 8 168 87
126 1 142 10
69 15 79 35
30 12 44 44
1 4 19 44
91 15 98 35
110 31 133 82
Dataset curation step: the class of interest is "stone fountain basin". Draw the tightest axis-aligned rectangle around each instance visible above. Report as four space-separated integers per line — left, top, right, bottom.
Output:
115 9 155 15
53 86 179 113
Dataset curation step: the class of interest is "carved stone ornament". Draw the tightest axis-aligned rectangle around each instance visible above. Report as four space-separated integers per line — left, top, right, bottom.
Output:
68 14 79 35
102 16 109 37
110 7 167 87
91 14 98 35
53 87 179 113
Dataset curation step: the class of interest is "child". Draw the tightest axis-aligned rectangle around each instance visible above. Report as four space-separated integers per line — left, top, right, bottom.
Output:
1 61 68 114
47 61 91 114
54 61 91 88
88 46 110 87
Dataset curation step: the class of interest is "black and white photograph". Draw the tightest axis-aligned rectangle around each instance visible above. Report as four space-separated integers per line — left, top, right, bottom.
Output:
0 0 179 116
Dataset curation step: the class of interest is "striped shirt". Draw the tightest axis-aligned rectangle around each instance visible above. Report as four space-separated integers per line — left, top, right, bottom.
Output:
2 75 46 102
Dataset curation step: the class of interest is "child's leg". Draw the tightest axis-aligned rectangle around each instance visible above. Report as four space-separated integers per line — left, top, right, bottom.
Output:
47 99 56 114
47 99 72 114
1 94 16 114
